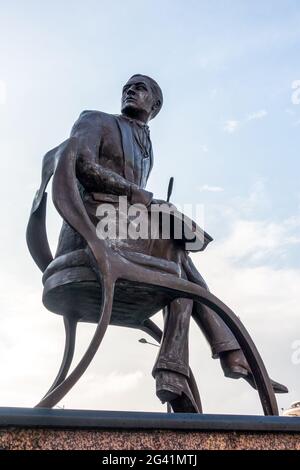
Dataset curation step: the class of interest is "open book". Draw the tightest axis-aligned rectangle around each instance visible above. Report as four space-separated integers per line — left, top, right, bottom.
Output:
157 204 213 253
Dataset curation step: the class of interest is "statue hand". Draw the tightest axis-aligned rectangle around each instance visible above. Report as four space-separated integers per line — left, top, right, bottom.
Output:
130 185 153 207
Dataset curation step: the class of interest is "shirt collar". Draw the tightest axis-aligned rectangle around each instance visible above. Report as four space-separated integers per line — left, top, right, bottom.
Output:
120 114 149 131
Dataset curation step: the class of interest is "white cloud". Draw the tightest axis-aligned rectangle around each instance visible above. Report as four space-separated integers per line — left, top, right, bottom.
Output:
200 145 209 153
285 108 296 116
235 178 270 214
247 109 268 121
216 218 300 263
224 120 240 133
0 80 6 105
199 184 224 193
223 110 267 135
291 80 300 105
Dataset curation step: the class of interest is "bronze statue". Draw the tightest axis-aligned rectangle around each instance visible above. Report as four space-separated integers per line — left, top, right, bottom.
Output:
27 74 287 414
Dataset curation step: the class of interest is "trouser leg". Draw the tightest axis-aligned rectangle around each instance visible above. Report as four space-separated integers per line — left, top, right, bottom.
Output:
153 252 240 378
152 298 193 378
182 254 240 358
193 303 240 358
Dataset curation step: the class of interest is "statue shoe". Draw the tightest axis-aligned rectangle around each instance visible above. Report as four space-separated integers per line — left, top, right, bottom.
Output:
220 349 288 394
155 370 200 413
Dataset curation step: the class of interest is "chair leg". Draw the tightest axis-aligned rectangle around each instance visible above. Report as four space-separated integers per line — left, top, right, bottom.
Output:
186 366 203 414
42 317 77 398
191 293 279 416
35 278 114 408
141 318 203 413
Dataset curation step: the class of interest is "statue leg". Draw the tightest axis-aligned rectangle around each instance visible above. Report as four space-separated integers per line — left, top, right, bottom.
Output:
141 319 202 413
151 299 201 413
153 300 191 377
184 255 287 393
120 258 279 414
192 303 240 357
182 254 240 356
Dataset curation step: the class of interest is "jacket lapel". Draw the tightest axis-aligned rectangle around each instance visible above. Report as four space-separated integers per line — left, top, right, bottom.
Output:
115 115 135 183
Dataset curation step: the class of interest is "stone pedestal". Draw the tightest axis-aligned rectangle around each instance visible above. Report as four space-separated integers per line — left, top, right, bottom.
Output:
0 408 299 450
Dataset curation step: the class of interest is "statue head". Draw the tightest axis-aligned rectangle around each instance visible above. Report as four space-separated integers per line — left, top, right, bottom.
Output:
121 74 163 123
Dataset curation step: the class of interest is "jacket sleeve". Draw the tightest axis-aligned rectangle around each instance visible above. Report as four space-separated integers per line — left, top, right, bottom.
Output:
72 111 153 205
70 110 102 163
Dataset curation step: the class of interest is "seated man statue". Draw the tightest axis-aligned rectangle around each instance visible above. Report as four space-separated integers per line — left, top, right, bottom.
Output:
31 74 288 412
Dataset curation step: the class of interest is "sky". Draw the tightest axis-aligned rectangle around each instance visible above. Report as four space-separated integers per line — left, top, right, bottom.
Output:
0 0 300 415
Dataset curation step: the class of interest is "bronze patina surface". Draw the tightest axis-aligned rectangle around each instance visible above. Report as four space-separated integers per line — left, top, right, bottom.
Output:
27 75 287 414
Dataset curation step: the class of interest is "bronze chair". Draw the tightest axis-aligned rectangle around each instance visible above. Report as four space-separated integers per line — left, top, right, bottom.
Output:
27 137 279 415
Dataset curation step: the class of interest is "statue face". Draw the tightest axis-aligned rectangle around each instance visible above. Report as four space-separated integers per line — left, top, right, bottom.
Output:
121 76 155 122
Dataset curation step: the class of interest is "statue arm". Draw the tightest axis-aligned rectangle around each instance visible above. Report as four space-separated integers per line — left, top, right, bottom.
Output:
76 153 130 195
71 111 153 206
